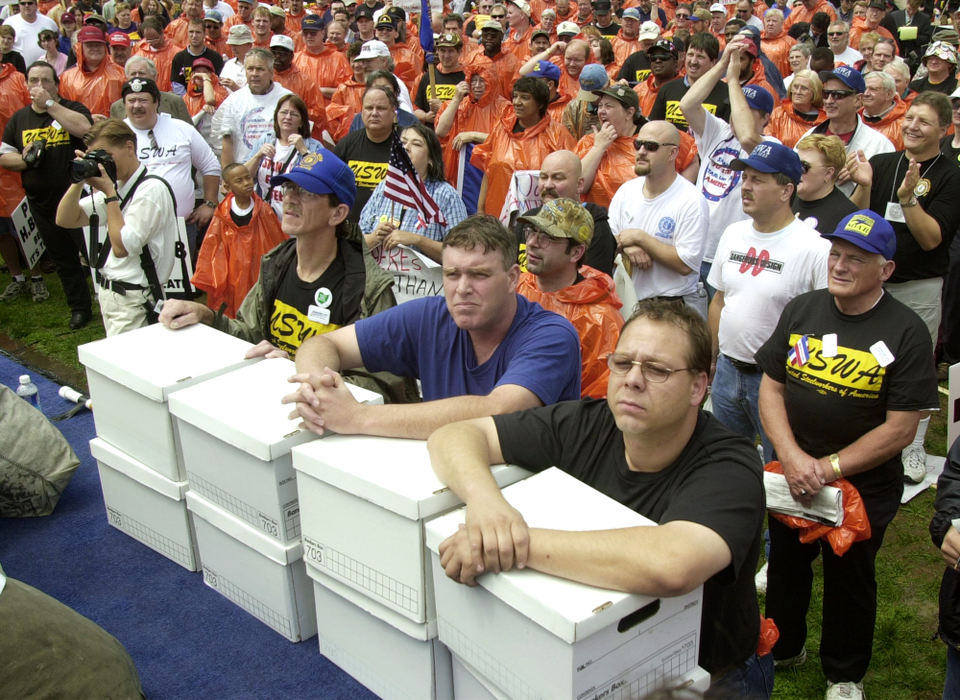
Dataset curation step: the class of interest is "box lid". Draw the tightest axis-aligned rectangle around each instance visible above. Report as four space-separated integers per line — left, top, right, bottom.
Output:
292 436 530 520
78 324 255 402
185 490 302 565
167 358 383 461
424 468 666 644
89 437 187 499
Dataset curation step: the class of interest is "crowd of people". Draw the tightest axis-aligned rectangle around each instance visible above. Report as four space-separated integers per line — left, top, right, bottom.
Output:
1 0 960 695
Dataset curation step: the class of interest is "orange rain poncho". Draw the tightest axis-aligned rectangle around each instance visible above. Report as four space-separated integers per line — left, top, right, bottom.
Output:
517 266 623 398
293 46 352 95
182 73 229 115
467 50 520 101
325 78 366 143
761 31 797 80
0 64 30 217
435 63 512 185
132 40 180 92
59 45 126 118
860 97 908 150
273 64 329 140
765 99 826 148
192 193 288 319
471 110 576 216
784 0 836 30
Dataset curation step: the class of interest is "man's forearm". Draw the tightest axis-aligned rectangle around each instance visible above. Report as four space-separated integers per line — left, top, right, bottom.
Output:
758 374 805 460
850 183 870 208
428 418 505 505
295 334 345 374
220 134 235 167
48 102 92 138
825 410 920 479
201 174 220 203
621 229 694 274
0 152 27 172
55 182 89 228
902 205 942 250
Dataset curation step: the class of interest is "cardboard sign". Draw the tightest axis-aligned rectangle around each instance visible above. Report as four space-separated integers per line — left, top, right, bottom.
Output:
371 243 442 304
499 169 541 227
11 197 45 269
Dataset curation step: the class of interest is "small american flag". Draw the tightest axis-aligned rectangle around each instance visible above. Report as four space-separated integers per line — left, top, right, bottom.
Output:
788 335 810 368
383 130 447 226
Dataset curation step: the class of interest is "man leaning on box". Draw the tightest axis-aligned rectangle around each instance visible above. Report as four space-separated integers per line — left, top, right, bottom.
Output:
427 298 771 698
284 215 583 440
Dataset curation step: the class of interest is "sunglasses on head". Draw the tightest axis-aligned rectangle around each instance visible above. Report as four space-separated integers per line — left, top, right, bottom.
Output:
634 139 678 151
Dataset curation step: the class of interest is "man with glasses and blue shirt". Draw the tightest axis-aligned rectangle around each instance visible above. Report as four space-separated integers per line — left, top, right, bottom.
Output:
428 297 771 698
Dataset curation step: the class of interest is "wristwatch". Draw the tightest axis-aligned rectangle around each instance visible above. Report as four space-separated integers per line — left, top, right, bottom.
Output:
203 199 217 208
103 195 120 204
900 196 919 208
44 99 54 109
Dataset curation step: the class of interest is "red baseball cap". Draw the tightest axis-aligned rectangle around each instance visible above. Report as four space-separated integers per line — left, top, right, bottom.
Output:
109 33 131 47
77 26 107 43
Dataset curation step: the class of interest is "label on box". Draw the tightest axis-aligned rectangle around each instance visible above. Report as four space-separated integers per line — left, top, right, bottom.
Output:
107 505 123 528
258 512 280 538
303 536 324 567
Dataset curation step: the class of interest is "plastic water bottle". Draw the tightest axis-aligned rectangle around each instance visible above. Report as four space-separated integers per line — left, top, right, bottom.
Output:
16 374 41 411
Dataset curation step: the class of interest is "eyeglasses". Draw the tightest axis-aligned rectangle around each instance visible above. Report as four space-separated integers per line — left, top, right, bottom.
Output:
281 182 323 200
799 160 830 173
823 89 856 100
277 109 300 118
953 101 960 110
491 13 506 18
634 139 678 151
675 12 690 18
522 225 564 246
606 354 695 382
827 31 847 36
648 54 674 62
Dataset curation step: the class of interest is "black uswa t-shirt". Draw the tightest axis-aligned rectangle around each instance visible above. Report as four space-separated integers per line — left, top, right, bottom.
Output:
617 50 652 86
414 69 466 112
792 186 858 234
648 76 730 131
756 289 939 495
269 248 346 357
865 150 960 281
493 400 765 675
2 100 92 210
333 127 393 222
941 134 960 171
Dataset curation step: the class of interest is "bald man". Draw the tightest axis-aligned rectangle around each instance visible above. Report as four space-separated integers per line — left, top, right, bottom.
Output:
514 150 617 276
608 120 709 317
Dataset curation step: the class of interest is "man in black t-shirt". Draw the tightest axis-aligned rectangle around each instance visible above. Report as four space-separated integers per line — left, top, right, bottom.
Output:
430 299 770 696
170 17 225 95
756 210 939 699
412 33 465 126
649 31 730 129
847 91 960 482
0 60 94 329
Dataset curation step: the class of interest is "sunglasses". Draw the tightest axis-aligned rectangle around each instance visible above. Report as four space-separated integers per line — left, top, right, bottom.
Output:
675 12 690 17
648 54 673 61
491 13 506 18
823 89 856 100
827 31 847 36
634 139 678 151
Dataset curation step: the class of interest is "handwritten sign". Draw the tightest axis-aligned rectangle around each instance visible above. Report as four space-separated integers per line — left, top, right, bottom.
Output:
11 197 45 268
499 169 541 227
371 243 442 304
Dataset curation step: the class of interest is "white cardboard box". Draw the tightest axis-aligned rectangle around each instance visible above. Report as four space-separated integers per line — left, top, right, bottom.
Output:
186 490 316 642
308 565 453 700
78 323 255 481
424 468 703 700
90 437 200 572
292 436 530 626
168 357 383 545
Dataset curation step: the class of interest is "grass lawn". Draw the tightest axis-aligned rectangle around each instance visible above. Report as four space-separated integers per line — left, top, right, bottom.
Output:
0 269 954 699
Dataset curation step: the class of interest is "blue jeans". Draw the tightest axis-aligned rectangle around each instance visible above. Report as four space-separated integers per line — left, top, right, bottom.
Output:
700 260 717 302
711 353 773 462
707 652 774 699
945 644 960 700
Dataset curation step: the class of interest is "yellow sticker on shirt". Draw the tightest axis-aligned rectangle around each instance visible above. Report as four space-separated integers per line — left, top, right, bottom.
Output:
786 332 886 399
269 298 341 356
348 160 389 190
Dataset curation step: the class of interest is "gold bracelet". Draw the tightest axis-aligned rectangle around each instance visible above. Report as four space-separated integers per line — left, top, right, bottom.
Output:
829 452 842 479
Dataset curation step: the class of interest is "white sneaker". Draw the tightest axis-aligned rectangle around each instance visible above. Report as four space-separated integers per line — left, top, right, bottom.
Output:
774 647 807 669
902 444 927 484
30 277 49 302
755 561 768 594
825 681 864 699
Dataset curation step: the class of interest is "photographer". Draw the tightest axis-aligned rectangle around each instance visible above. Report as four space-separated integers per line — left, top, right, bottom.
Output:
0 60 93 329
56 119 178 336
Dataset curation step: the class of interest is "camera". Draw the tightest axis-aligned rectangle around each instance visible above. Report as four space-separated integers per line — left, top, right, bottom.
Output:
70 149 117 184
22 139 45 169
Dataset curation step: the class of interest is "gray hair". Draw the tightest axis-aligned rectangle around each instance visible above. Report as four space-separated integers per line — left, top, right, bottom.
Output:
865 70 896 92
124 55 158 79
244 47 275 69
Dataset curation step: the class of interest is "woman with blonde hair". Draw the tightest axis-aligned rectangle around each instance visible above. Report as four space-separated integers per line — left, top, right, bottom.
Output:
765 68 825 147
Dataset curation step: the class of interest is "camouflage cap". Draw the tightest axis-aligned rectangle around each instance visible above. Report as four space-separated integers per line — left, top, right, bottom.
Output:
518 198 594 246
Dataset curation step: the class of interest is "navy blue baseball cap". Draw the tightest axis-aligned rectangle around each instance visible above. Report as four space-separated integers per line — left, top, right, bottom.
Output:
822 209 896 259
271 149 356 208
742 84 773 114
819 64 866 93
301 13 324 30
730 141 804 182
528 59 562 82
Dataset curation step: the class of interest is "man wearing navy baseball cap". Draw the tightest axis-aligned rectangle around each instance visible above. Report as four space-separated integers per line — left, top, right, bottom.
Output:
796 64 895 196
707 138 828 478
160 149 405 371
757 208 938 700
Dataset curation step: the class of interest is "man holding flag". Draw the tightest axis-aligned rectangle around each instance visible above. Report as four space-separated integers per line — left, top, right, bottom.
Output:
756 209 939 700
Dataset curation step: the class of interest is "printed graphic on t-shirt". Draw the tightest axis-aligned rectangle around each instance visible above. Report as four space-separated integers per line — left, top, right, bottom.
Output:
785 332 886 398
654 216 676 241
348 159 389 190
665 100 716 129
269 298 341 355
702 141 741 202
426 84 457 100
634 68 651 82
728 247 784 276
22 125 70 146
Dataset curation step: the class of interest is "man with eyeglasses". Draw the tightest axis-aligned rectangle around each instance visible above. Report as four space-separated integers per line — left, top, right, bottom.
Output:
283 213 581 437
734 0 763 32
757 210 937 700
846 91 960 483
159 151 409 374
796 65 893 196
609 119 709 317
428 297 770 697
2 0 55 66
515 197 623 397
826 20 862 66
707 140 827 461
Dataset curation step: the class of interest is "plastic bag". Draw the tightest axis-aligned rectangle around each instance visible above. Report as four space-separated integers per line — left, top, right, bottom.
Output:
757 616 780 657
765 461 872 556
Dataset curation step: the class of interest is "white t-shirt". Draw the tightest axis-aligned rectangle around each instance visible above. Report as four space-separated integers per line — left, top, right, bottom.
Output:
125 113 221 216
609 174 708 300
707 216 829 362
832 45 863 67
3 13 57 66
80 165 178 286
219 57 247 93
796 115 894 196
211 82 292 163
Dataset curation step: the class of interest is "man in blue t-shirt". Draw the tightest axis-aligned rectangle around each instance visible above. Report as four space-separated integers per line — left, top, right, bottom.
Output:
285 214 582 439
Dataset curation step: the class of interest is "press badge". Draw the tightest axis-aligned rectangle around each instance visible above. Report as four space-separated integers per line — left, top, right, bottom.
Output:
870 340 895 367
307 305 330 324
884 201 905 223
821 333 838 357
51 120 62 131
